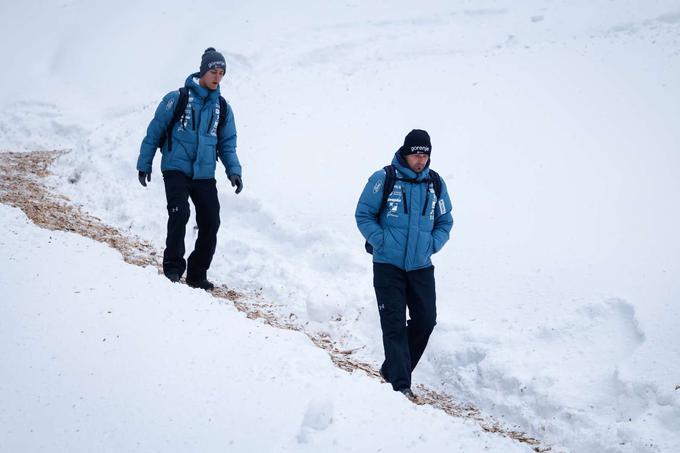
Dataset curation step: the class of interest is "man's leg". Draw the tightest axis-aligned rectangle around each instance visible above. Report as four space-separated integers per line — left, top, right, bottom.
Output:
162 171 191 278
405 265 437 371
186 178 220 282
373 262 411 391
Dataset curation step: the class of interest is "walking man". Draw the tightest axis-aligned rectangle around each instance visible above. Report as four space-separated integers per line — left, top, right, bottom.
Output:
355 129 453 397
137 47 243 290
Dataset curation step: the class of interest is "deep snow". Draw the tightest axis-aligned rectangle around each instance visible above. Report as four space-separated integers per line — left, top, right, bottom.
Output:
1 0 679 452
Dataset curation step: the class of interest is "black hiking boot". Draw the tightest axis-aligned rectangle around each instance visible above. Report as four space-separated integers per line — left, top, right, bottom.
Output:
398 388 415 398
166 273 181 283
186 278 215 291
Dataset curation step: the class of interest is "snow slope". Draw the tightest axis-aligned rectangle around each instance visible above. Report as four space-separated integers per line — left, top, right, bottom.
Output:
0 205 527 453
1 0 679 451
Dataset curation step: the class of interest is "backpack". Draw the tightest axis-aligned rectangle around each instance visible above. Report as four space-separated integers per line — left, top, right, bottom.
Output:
159 87 228 156
365 165 442 254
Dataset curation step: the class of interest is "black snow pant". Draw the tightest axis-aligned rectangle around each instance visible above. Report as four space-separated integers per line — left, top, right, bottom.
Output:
162 170 220 282
373 262 437 391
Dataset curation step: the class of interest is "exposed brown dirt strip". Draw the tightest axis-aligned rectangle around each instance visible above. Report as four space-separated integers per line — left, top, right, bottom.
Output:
0 150 550 452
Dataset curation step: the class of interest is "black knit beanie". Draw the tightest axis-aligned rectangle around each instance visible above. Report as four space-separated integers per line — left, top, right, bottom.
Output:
399 129 432 157
199 47 226 77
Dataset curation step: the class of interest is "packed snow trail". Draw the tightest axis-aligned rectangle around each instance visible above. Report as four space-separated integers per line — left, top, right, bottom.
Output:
0 150 549 452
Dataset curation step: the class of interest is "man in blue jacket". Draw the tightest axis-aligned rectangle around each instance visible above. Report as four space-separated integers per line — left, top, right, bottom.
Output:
137 47 242 290
355 129 453 397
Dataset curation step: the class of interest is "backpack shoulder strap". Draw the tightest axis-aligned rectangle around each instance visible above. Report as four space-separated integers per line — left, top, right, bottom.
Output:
428 168 442 199
215 96 229 161
365 165 396 255
163 87 189 151
379 165 396 215
218 96 228 130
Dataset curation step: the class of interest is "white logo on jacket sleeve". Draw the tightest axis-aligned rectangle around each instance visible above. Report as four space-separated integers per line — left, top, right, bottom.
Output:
373 179 382 194
438 199 447 215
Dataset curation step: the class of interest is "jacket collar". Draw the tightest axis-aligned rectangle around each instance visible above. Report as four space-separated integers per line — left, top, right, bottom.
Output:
391 151 430 181
185 72 220 101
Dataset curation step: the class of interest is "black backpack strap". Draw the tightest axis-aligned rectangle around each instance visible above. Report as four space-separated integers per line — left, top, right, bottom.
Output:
161 87 189 152
215 96 228 161
379 165 396 215
218 96 228 130
419 169 442 216
427 169 443 216
428 169 442 199
365 165 396 255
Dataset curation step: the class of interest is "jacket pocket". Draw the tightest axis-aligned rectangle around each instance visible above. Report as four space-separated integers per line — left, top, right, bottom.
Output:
412 231 434 268
382 228 407 255
178 140 197 163
383 228 397 250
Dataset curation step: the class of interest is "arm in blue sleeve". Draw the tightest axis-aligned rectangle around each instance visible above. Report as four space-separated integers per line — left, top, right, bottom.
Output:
432 178 454 253
137 91 178 173
217 103 241 177
355 170 386 251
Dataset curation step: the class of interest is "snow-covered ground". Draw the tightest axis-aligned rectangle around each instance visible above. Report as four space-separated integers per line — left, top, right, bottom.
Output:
0 205 528 453
1 1 679 451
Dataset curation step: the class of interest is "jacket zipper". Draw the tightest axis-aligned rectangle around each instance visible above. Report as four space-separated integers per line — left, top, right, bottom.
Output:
402 190 408 214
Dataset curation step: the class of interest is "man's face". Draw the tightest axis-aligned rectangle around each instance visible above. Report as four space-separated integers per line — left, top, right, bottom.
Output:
199 68 225 90
405 153 429 173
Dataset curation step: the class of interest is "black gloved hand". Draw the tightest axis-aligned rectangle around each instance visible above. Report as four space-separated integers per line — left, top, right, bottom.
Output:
138 171 151 187
228 174 243 194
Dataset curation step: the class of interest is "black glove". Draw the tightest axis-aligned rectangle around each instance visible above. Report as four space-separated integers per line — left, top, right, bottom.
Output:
228 174 243 194
138 171 151 187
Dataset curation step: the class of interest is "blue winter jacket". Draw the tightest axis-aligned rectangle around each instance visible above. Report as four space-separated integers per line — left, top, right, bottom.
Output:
137 73 241 179
355 153 454 271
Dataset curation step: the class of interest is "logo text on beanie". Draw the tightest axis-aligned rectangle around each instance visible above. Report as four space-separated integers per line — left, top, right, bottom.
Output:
208 61 226 69
410 146 430 153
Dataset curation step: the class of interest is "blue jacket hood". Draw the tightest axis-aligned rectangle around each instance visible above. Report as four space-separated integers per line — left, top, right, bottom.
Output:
185 72 221 101
392 151 431 181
